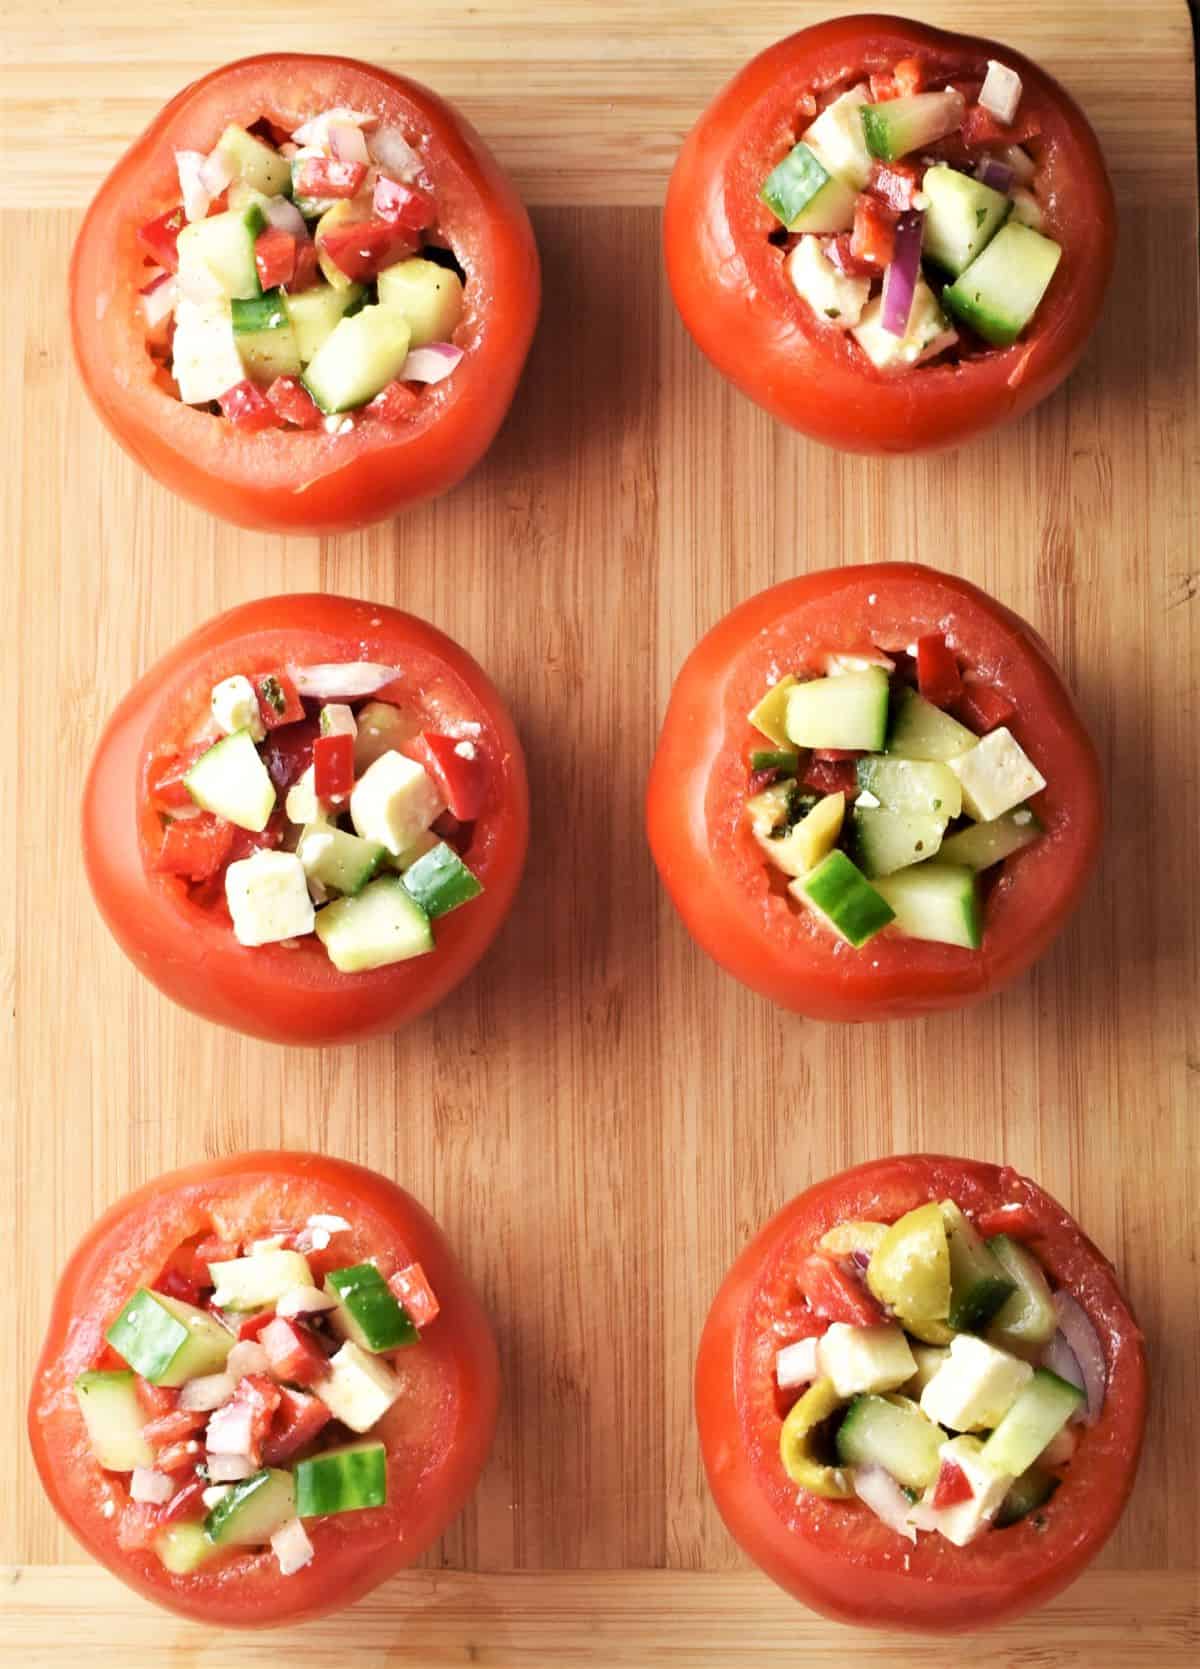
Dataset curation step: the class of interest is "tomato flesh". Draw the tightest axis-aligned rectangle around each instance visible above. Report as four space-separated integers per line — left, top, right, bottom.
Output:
219 380 275 431
312 731 354 803
796 1254 884 1327
153 815 234 884
294 156 367 198
368 380 421 423
255 227 296 289
406 731 488 820
374 176 436 230
318 217 416 282
137 206 187 273
267 375 323 429
916 632 963 708
932 1459 975 1509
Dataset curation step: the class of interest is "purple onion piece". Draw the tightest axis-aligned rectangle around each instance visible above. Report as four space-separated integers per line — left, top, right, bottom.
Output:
1047 1291 1107 1423
880 210 924 337
976 157 1016 194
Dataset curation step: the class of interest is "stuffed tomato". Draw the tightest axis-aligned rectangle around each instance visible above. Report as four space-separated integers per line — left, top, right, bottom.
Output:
28 1151 499 1628
83 594 528 1044
696 1154 1146 1632
664 14 1114 452
646 563 1102 1021
71 53 539 532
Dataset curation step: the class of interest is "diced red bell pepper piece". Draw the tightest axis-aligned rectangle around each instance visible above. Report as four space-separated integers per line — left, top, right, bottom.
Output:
894 57 925 96
367 380 421 423
850 194 897 268
431 809 473 855
826 234 876 279
261 1388 332 1465
932 1459 975 1509
405 731 487 820
388 1262 440 1328
869 160 922 211
135 1379 178 1419
153 814 236 885
255 669 305 732
155 1476 206 1527
142 1409 207 1448
255 227 296 290
800 758 859 798
812 747 861 762
313 731 354 804
260 1318 330 1387
218 380 276 432
237 1309 277 1342
373 175 436 231
147 747 207 813
156 1438 204 1473
151 1263 204 1306
916 633 963 708
137 206 187 274
962 102 1041 149
267 375 323 430
294 156 368 199
955 683 1016 735
288 239 321 292
797 1253 886 1327
975 1202 1042 1241
318 217 417 282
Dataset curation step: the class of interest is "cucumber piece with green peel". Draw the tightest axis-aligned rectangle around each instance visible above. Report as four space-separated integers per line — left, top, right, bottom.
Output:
296 1441 388 1517
303 304 412 413
326 1263 419 1353
213 123 292 197
184 728 276 833
176 204 264 302
376 258 464 347
939 808 1041 870
204 1468 296 1547
286 282 366 365
986 1235 1058 1349
401 842 483 918
315 876 434 972
299 826 387 897
785 667 890 751
873 862 982 949
941 1201 1017 1332
856 755 962 819
852 807 946 878
921 165 1012 277
232 287 302 381
73 1370 154 1471
791 849 894 948
860 89 966 161
156 1521 220 1574
887 689 979 762
760 142 857 233
980 1369 1085 1478
994 1462 1060 1527
750 748 799 774
943 222 1063 348
106 1289 233 1386
835 1393 945 1492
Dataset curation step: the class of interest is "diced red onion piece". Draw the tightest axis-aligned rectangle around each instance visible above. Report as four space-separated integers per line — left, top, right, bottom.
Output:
1049 1292 1106 1422
979 60 1023 126
178 1370 236 1412
206 1399 256 1455
976 157 1015 194
130 1467 176 1505
1041 1329 1085 1397
880 211 924 337
141 275 178 328
290 663 400 699
206 1452 256 1483
370 125 422 180
175 150 211 222
401 343 464 384
853 1465 917 1542
264 195 308 239
271 1516 315 1576
277 1284 339 1320
199 147 235 198
226 1340 270 1380
292 107 376 149
776 1336 821 1390
328 120 370 166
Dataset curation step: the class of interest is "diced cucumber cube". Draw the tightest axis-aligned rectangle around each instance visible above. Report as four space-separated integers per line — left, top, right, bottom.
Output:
156 1520 219 1574
298 827 387 897
873 862 982 949
205 1468 296 1546
209 1249 315 1310
941 1201 1017 1332
790 849 895 947
325 1263 418 1353
861 89 966 162
853 807 946 878
887 689 978 762
785 667 890 751
176 205 263 302
314 876 434 972
303 304 412 414
185 728 276 832
836 1392 945 1492
856 756 962 819
314 1341 402 1432
921 165 1012 277
980 1369 1085 1478
986 1236 1058 1349
376 258 464 348
232 288 302 381
106 1289 233 1386
943 222 1063 348
400 842 483 918
73 1370 154 1472
939 808 1041 871
760 142 857 233
296 1441 387 1517
286 282 366 365
213 124 292 197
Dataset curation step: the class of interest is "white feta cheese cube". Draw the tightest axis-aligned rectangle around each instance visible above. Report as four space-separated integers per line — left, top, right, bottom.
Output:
818 1323 917 1398
319 703 358 738
315 1341 402 1433
919 1435 1014 1546
285 764 326 827
920 1333 1032 1432
852 277 958 374
210 674 265 741
775 1336 821 1390
979 61 1023 126
350 750 444 855
803 83 874 188
171 298 246 406
948 726 1046 822
271 1517 315 1576
786 235 872 329
225 850 316 947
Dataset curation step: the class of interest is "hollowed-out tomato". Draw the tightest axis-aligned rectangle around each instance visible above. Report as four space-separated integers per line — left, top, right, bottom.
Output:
696 1154 1146 1631
664 15 1115 452
29 1151 499 1627
71 54 540 531
646 563 1102 1020
83 594 528 1044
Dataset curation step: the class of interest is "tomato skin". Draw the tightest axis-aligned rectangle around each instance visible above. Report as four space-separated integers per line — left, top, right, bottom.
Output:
663 16 1115 453
695 1155 1147 1632
28 1151 500 1628
70 53 540 532
646 563 1103 1021
82 594 528 1045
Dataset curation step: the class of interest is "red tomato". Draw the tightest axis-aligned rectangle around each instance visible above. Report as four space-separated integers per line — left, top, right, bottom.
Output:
368 379 421 423
916 631 963 707
695 1155 1147 1631
142 1410 206 1447
152 814 234 884
260 1317 329 1387
70 54 540 532
957 682 1017 734
796 1254 884 1327
850 194 896 267
406 731 489 820
646 564 1103 1021
218 380 275 431
932 1460 975 1510
389 1262 441 1328
288 238 321 292
137 205 187 272
664 17 1115 453
293 155 367 198
28 1151 500 1628
254 226 296 289
317 215 416 281
266 374 322 429
83 595 528 1044
262 1387 332 1465
374 175 436 230
975 1201 1043 1241
868 160 921 211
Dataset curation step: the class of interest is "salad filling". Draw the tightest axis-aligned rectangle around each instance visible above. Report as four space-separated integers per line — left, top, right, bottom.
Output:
773 1197 1102 1545
73 1214 443 1578
139 108 466 430
761 54 1060 370
147 661 487 971
744 634 1045 950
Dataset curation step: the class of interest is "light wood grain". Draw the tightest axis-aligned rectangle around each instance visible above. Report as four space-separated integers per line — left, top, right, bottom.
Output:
3 0 1198 1661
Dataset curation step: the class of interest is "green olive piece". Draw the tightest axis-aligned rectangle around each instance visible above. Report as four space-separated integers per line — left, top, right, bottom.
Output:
779 1377 853 1500
867 1203 953 1343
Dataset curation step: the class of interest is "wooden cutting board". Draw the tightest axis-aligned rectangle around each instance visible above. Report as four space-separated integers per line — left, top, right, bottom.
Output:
3 3 1197 1663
